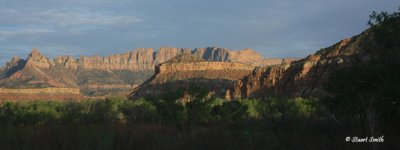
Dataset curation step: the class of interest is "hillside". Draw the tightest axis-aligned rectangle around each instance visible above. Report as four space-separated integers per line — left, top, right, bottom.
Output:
0 47 294 99
229 30 379 99
129 54 256 99
130 29 381 100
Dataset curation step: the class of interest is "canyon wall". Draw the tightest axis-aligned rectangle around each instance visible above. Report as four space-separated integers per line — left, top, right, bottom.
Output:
14 47 292 72
0 88 84 101
0 46 295 98
79 48 154 71
229 31 377 99
129 55 255 99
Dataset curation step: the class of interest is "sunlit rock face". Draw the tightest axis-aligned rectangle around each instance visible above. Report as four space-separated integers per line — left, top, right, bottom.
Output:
154 47 192 64
129 54 256 99
78 48 154 71
192 47 296 66
0 48 155 97
230 31 378 99
0 88 84 101
130 30 379 100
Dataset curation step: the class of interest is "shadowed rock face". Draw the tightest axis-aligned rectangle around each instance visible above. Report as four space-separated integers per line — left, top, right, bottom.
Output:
0 56 26 79
154 47 192 64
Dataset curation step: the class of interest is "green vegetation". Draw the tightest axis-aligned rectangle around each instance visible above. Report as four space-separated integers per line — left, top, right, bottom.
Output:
0 95 334 150
1 93 396 149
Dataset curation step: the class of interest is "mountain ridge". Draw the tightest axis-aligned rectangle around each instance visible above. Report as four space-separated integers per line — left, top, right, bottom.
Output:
0 46 295 99
130 30 380 100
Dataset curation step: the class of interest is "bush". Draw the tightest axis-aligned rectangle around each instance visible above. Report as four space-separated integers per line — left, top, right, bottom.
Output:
0 101 63 126
120 99 157 123
212 100 249 123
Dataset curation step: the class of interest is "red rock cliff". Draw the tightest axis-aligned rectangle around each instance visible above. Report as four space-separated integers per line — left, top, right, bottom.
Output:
78 48 154 71
129 54 255 99
230 31 377 99
1 46 294 98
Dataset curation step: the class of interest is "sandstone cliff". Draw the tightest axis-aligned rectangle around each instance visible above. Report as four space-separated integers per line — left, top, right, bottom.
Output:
54 56 78 70
25 48 55 69
154 47 192 64
129 30 379 100
229 31 377 99
0 49 155 97
79 48 154 71
192 47 295 66
129 54 255 99
0 46 293 99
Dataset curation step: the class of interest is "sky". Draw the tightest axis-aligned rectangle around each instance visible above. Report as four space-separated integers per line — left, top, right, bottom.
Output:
0 0 399 66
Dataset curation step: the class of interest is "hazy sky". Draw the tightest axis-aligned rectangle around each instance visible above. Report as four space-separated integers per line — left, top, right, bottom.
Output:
0 0 399 66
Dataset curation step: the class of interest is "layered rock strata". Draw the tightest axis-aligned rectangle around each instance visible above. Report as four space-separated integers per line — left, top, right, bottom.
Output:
130 30 379 100
129 55 255 99
0 88 84 101
229 31 377 99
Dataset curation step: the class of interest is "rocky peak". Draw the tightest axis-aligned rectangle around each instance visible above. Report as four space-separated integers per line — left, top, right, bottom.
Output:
26 48 53 69
10 56 21 62
30 48 41 57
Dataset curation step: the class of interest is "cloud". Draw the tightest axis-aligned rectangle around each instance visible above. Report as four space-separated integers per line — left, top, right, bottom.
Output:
37 9 142 27
0 8 142 31
0 28 55 40
0 0 399 66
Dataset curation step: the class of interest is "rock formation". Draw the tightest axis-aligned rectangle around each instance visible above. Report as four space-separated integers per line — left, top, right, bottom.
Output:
129 30 379 100
192 47 292 66
0 88 84 101
25 48 54 69
0 49 155 97
154 47 192 64
79 48 154 71
129 54 255 99
229 31 377 99
1 46 292 100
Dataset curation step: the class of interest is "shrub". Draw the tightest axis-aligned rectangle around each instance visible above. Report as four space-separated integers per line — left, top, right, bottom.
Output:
120 99 157 123
212 100 249 123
